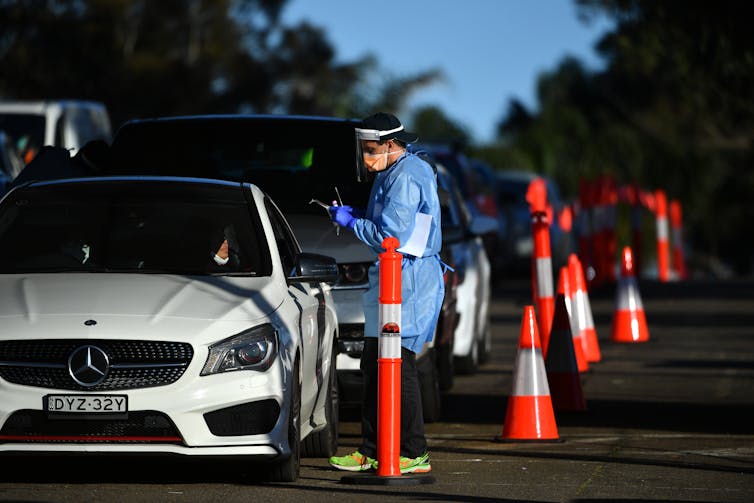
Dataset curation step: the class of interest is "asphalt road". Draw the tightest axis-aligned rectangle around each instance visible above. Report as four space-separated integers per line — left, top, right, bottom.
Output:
2 277 753 502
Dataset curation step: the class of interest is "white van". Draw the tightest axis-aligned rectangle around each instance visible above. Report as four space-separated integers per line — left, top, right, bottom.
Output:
0 100 112 161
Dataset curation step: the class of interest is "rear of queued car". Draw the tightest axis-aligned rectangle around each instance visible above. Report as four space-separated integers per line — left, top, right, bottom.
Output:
0 177 340 482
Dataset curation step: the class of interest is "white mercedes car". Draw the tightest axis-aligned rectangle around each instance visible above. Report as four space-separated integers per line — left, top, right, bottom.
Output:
0 176 340 482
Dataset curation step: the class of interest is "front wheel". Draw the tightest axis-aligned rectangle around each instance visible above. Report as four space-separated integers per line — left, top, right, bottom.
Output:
478 322 492 365
454 337 479 375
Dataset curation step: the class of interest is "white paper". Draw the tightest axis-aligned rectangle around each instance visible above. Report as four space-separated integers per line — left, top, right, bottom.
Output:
397 212 432 257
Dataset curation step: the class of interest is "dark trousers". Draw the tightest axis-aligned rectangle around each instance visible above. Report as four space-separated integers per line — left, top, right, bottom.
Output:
358 337 427 459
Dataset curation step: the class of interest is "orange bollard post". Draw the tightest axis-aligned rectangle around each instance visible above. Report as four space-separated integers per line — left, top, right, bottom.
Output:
376 236 402 477
655 189 670 282
342 237 434 486
527 177 555 346
670 199 688 280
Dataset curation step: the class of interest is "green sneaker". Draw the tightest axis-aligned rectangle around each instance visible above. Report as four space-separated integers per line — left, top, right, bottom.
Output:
399 452 431 474
328 451 375 472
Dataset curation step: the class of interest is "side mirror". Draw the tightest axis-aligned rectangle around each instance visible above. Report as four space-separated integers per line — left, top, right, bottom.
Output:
468 215 498 236
288 252 340 284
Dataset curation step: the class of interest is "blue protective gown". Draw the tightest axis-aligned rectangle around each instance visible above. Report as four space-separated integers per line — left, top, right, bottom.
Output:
352 152 444 353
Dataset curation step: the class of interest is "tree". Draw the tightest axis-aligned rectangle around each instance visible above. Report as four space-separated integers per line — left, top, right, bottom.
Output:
410 105 470 146
0 0 441 131
495 0 754 274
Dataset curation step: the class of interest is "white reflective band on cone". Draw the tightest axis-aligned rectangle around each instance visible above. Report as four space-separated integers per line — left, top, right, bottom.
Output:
583 292 596 330
616 277 644 311
510 348 550 396
572 290 589 333
536 257 554 298
565 294 579 336
657 216 669 241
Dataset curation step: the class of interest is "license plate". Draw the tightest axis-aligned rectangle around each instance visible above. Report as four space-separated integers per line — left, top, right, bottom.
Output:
44 394 128 413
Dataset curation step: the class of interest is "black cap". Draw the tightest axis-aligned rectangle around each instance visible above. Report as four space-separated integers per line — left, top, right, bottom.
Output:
359 112 418 144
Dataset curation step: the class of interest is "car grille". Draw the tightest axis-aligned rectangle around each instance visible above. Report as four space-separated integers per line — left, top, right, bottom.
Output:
0 340 193 391
0 410 183 443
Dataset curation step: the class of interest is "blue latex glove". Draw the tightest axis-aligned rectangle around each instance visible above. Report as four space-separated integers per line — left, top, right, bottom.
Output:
329 205 356 229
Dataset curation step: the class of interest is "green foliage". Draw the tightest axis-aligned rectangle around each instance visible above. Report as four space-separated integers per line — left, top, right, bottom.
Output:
410 105 470 147
0 0 440 130
496 0 754 275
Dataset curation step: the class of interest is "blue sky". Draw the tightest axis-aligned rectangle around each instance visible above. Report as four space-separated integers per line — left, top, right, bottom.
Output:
281 0 614 144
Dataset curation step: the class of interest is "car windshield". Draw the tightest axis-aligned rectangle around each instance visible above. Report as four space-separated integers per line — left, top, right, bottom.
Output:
0 180 271 276
109 118 373 214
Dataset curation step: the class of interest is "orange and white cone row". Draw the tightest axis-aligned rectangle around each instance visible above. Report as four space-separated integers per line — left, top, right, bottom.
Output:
611 246 650 343
568 254 601 363
501 306 559 441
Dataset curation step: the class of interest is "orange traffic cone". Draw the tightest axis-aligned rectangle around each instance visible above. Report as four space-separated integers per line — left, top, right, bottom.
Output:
611 246 650 343
545 278 586 411
559 265 589 372
500 306 559 441
569 254 602 362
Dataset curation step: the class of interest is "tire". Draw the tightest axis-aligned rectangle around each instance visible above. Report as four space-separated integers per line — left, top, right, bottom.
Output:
478 322 492 365
417 348 441 423
454 337 478 375
436 342 454 392
302 341 339 457
266 359 301 482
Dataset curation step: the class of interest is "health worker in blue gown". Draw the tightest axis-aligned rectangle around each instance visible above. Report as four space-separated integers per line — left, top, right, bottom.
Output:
328 112 443 475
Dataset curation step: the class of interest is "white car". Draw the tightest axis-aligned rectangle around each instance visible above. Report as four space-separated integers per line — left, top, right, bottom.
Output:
435 163 496 374
0 99 112 158
0 177 340 482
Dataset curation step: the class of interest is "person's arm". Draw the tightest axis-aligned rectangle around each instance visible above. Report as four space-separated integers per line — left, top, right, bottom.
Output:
212 239 230 265
352 171 420 251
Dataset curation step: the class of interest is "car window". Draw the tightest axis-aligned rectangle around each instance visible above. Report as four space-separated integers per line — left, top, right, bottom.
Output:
0 181 272 276
109 119 372 216
263 196 301 275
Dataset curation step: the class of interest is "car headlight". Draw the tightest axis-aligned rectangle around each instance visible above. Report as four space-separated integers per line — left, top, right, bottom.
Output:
201 324 278 376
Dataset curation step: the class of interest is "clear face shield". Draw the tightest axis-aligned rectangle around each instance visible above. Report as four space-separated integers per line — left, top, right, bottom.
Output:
354 126 406 178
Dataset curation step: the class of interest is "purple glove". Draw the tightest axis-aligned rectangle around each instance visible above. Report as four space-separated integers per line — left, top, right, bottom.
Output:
329 205 356 229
